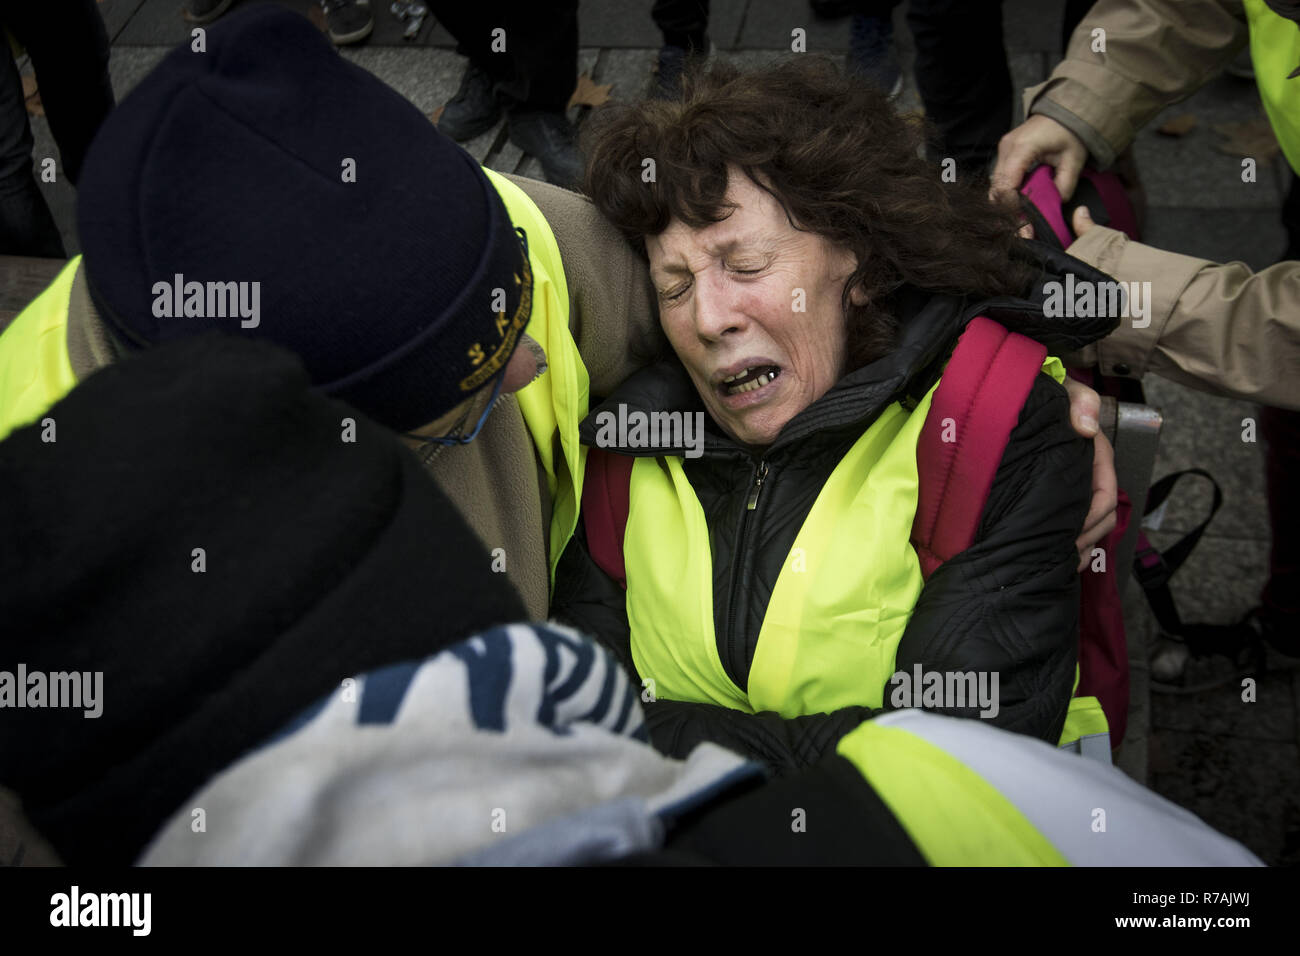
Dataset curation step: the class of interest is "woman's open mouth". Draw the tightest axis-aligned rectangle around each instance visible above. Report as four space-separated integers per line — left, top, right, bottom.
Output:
720 364 782 397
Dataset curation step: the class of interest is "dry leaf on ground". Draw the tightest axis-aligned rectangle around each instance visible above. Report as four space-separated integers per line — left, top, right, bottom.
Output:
1211 116 1280 161
1157 113 1197 137
21 74 42 117
568 72 612 110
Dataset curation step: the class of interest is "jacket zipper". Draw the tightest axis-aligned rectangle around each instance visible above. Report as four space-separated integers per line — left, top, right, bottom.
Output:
746 460 769 510
725 459 769 687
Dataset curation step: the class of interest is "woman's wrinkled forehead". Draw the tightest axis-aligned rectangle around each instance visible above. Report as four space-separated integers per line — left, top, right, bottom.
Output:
647 172 796 271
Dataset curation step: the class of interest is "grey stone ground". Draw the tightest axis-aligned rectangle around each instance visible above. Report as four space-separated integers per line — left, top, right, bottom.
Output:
17 0 1295 863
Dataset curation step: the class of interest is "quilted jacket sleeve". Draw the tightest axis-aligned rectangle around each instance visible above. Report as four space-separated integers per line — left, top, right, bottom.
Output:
891 371 1091 744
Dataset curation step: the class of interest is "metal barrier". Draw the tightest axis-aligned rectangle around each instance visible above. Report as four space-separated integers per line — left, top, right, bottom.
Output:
1098 396 1164 598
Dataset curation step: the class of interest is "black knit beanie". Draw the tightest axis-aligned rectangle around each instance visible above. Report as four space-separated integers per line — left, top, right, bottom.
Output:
76 4 532 432
0 334 528 865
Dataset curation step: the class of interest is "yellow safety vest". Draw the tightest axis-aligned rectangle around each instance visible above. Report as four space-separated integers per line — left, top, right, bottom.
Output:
0 256 81 442
0 173 589 588
1245 0 1300 174
624 357 1107 753
482 169 589 582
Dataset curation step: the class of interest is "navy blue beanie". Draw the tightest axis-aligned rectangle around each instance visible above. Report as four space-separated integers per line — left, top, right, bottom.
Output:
76 4 532 432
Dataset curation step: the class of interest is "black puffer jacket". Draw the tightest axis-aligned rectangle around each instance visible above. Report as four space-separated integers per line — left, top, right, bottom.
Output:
552 241 1118 770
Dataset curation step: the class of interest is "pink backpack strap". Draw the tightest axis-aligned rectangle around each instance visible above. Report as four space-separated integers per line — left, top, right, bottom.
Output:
581 447 634 590
1076 168 1141 241
911 316 1048 579
1019 165 1074 247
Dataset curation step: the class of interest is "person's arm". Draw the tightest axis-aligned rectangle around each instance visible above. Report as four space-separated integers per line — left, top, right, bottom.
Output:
1064 211 1300 410
550 519 637 677
1030 0 1248 166
640 700 879 774
993 0 1248 200
892 373 1089 744
503 174 661 395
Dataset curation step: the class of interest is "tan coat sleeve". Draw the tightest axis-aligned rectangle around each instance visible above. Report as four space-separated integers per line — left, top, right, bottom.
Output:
503 174 660 396
1064 224 1300 410
1024 0 1249 167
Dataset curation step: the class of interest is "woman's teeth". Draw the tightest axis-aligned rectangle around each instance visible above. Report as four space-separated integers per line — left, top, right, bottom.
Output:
723 366 781 395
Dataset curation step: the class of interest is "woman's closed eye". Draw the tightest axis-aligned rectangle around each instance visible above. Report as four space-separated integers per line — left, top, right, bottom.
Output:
659 279 692 302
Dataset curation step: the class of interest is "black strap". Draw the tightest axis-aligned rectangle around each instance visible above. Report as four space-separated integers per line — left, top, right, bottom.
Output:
1132 468 1225 641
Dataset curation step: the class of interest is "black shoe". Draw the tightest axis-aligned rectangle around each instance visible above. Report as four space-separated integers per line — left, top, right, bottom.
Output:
183 0 235 24
1150 614 1267 694
438 63 502 142
321 0 373 47
508 111 584 189
649 40 713 101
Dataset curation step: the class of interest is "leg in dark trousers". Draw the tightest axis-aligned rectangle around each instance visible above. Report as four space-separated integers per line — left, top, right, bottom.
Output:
0 45 63 257
434 2 579 114
905 0 1011 176
652 0 710 53
1 0 114 186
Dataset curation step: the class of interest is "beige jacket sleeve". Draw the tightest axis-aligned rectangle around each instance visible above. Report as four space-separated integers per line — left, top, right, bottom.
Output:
1064 223 1300 410
504 174 660 396
1024 0 1249 167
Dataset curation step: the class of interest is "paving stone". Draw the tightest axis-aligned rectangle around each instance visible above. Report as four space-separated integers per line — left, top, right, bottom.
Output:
98 0 150 43
1141 375 1270 540
1141 530 1268 627
107 45 169 100
592 48 659 103
1003 0 1066 56
1008 51 1048 104
1149 730 1300 865
340 46 464 114
1133 73 1282 211
1152 671 1295 742
1141 206 1287 273
461 120 507 165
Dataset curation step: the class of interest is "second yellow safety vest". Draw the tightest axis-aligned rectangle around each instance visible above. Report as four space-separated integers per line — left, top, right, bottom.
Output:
1245 0 1300 174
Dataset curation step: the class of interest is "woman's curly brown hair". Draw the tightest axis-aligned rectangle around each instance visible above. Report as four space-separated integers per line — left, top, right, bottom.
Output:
582 56 1034 370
